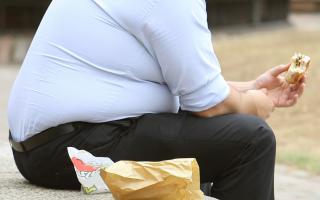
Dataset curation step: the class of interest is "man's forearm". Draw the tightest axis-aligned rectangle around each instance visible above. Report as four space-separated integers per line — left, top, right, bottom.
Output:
193 86 257 118
228 81 256 92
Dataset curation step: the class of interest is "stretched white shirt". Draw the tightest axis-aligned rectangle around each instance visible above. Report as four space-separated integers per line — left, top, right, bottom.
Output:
8 0 230 142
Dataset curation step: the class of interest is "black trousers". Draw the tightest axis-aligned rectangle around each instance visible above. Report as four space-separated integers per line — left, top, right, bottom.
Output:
12 112 276 200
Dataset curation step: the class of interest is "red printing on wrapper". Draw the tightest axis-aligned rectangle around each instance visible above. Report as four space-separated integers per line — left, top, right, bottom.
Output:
71 157 98 172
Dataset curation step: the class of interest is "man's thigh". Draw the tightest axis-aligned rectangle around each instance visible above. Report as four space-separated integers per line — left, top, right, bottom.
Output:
109 112 274 183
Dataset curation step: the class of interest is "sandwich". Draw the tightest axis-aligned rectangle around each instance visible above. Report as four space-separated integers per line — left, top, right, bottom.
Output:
285 53 311 84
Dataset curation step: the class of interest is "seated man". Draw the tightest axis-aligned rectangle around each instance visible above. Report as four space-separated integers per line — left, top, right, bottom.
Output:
8 0 305 199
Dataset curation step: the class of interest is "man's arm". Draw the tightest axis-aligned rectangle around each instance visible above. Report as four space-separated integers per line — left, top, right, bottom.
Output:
227 81 256 92
143 0 274 118
144 0 230 112
194 86 274 119
227 64 292 92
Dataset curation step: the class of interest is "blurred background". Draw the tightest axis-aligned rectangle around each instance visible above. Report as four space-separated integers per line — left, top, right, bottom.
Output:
0 0 320 199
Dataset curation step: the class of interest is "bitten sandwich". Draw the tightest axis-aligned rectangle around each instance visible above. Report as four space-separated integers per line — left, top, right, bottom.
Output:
285 53 311 84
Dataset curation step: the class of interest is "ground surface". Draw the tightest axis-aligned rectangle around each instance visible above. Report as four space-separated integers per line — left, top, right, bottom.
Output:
1 13 320 199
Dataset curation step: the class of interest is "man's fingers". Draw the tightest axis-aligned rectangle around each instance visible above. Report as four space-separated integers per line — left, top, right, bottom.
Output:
297 83 305 97
290 82 305 95
299 77 306 85
270 63 291 76
290 76 305 90
291 83 300 91
285 96 298 107
299 75 307 84
261 88 268 94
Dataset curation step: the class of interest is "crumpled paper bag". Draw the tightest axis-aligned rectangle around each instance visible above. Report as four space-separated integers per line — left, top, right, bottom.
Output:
100 158 204 200
67 147 114 194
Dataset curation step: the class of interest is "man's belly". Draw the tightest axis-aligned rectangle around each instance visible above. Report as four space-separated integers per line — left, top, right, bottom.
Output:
8 75 179 142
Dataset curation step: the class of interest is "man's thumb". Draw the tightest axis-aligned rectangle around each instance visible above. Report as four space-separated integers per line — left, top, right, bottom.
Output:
270 63 290 76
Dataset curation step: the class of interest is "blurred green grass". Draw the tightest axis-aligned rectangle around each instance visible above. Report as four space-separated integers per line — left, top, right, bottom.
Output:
277 151 320 174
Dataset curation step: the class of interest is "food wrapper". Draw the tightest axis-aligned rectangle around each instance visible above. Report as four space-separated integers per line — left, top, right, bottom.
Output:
100 158 204 200
67 147 114 194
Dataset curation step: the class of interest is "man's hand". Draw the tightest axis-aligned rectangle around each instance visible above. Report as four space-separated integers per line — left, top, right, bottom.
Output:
245 89 275 119
255 63 306 107
195 63 305 119
254 64 290 90
267 77 306 107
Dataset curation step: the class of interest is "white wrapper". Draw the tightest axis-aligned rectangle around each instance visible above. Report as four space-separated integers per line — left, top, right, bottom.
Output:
67 147 114 194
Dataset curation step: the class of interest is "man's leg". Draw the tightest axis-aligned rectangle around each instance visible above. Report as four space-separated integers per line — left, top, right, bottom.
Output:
200 182 212 196
11 122 125 189
12 112 275 199
108 112 276 200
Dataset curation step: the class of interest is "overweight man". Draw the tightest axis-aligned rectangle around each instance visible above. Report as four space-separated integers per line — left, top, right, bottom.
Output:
8 0 305 199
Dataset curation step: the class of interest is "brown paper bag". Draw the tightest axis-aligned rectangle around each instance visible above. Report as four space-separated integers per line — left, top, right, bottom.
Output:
100 158 204 200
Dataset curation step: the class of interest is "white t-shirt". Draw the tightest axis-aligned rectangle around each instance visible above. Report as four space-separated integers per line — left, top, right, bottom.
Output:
8 0 230 142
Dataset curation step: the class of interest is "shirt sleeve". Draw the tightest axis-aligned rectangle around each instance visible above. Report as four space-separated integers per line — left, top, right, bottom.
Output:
143 0 230 112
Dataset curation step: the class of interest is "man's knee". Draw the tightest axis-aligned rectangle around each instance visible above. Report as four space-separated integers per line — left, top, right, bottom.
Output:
235 114 276 152
252 116 276 151
229 114 276 170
